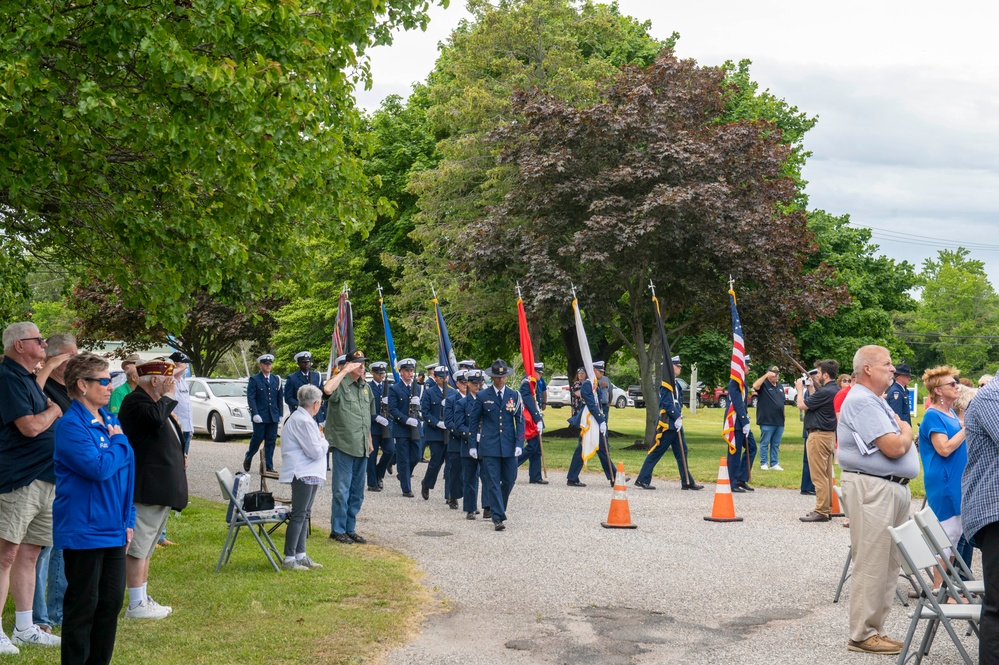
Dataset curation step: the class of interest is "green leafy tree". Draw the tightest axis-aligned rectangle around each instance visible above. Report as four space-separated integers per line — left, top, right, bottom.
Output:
794 210 917 370
0 234 31 326
0 0 442 327
898 248 999 376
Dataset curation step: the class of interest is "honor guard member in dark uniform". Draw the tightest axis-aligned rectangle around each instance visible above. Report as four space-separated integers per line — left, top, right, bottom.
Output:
534 362 548 411
458 359 477 371
367 361 393 491
244 354 283 473
420 365 451 501
595 360 612 423
566 363 617 487
727 354 758 493
469 360 524 530
443 369 468 509
517 370 547 484
886 363 912 426
454 369 486 519
634 355 702 490
388 358 422 497
284 351 326 424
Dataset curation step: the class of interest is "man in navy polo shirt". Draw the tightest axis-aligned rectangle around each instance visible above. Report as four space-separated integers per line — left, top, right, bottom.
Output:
0 322 64 652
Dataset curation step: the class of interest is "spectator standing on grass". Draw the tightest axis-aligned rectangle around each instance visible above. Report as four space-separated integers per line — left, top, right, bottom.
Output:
324 351 375 545
0 322 63 654
837 345 916 655
796 359 839 522
157 351 192 549
753 364 786 471
54 353 135 665
117 359 187 621
279 384 328 570
570 367 586 416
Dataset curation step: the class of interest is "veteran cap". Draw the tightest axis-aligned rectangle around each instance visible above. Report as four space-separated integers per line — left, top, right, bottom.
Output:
168 351 190 365
137 359 174 377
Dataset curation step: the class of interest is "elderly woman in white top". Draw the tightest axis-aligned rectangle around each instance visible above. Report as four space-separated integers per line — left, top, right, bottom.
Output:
278 384 328 571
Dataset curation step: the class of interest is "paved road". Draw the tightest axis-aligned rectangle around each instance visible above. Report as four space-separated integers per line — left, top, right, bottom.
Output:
188 438 978 664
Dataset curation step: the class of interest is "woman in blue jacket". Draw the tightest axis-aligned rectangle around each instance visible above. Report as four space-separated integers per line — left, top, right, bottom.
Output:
54 353 135 665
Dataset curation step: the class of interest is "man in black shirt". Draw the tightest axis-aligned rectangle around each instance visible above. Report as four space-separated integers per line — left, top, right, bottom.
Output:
752 365 786 471
795 359 840 522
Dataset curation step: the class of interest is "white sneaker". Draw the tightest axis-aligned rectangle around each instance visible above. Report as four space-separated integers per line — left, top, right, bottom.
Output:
760 464 769 471
146 596 173 615
282 559 308 571
12 624 61 647
299 555 323 569
771 464 784 471
125 599 171 620
0 633 19 655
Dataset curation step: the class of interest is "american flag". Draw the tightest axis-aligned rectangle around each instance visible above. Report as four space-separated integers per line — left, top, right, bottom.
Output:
722 287 746 454
327 290 349 376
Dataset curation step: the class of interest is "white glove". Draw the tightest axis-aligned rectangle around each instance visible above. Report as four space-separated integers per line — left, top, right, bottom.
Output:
673 417 683 430
436 421 446 430
410 396 421 405
476 433 481 442
742 423 751 436
538 420 545 433
515 447 523 457
252 415 263 424
406 417 419 427
381 397 388 405
442 398 447 407
375 415 389 426
599 422 607 435
469 448 478 459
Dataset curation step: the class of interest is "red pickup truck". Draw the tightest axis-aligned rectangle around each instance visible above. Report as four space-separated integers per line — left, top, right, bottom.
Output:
699 386 758 409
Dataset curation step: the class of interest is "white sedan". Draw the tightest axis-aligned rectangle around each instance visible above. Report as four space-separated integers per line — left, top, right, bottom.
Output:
188 378 255 442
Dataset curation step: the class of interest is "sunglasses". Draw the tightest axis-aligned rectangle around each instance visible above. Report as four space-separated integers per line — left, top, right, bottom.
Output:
941 380 959 388
19 337 46 345
84 377 113 387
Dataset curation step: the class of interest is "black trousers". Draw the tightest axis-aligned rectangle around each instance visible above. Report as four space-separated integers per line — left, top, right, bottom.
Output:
62 545 127 665
979 521 999 665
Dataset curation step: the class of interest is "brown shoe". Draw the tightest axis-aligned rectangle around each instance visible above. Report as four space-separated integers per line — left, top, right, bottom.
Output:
847 635 901 655
800 511 831 522
880 635 904 648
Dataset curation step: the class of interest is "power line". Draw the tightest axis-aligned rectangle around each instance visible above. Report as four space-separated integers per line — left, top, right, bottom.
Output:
896 332 999 340
855 224 999 253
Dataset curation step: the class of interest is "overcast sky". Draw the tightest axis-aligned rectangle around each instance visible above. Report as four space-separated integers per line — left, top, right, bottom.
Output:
357 0 999 286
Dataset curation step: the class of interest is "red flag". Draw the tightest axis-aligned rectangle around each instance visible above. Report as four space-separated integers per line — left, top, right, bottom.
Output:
517 297 539 439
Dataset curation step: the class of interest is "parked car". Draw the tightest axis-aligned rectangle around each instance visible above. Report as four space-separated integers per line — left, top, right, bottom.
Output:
628 378 689 409
546 375 571 408
783 384 797 404
610 383 634 409
188 378 254 442
700 386 759 409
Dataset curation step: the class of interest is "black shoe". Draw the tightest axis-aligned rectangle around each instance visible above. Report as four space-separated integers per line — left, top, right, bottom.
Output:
566 480 586 487
739 482 755 492
482 508 492 519
448 500 459 510
347 532 367 544
682 484 704 491
529 479 549 485
493 520 505 531
466 512 476 520
330 533 353 544
800 490 816 495
377 480 384 489
387 466 394 476
731 485 747 493
634 480 656 490
242 458 251 473
421 483 430 500
402 491 414 498
367 486 381 492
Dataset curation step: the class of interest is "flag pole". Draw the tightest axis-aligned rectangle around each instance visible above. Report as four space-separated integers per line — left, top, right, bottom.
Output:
649 278 690 482
518 283 546 479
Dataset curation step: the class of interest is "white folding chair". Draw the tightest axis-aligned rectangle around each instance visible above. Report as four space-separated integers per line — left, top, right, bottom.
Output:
889 519 980 664
913 507 984 602
215 468 289 572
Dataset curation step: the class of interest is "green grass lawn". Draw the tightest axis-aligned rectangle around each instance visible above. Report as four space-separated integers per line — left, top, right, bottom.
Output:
539 404 925 498
1 498 428 665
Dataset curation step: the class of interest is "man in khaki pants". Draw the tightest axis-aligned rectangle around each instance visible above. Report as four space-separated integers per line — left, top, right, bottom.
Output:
795 359 839 522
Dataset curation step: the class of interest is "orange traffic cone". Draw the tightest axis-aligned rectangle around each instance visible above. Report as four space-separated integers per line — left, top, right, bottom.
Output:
601 462 637 529
830 471 844 518
704 457 744 523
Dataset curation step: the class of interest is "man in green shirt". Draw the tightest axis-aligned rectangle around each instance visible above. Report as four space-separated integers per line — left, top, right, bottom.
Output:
323 350 374 544
108 354 141 414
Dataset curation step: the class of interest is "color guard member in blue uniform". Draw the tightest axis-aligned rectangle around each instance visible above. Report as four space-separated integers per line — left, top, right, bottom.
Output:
388 358 422 497
420 366 451 501
284 351 325 424
634 356 702 490
442 369 467 509
468 359 524 531
367 361 393 491
452 369 484 519
534 362 548 411
516 372 547 484
728 354 758 493
566 363 616 487
244 354 283 473
886 363 912 426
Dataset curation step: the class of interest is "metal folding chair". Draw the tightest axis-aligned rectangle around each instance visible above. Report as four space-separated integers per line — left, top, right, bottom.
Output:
215 468 289 572
913 507 984 602
888 519 980 664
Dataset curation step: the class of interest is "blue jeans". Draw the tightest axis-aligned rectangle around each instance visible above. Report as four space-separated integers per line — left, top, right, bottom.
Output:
330 448 367 535
33 546 67 627
758 425 785 467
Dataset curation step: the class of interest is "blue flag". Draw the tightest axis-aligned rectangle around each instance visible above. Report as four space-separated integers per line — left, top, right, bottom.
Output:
380 296 400 383
434 299 459 387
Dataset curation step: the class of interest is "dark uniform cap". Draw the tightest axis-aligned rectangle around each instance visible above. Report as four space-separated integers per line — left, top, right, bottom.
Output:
485 359 511 378
168 351 190 364
894 363 911 377
344 349 367 363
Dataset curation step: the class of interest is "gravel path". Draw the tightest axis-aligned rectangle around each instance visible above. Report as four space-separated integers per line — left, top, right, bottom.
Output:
187 438 978 664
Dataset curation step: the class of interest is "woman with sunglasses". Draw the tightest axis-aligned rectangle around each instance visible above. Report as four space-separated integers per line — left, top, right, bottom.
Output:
53 353 135 665
919 365 970 588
